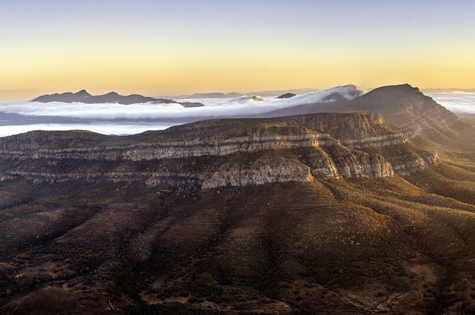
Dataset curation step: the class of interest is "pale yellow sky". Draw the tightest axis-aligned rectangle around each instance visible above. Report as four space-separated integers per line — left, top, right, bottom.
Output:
2 52 474 101
1 1 475 101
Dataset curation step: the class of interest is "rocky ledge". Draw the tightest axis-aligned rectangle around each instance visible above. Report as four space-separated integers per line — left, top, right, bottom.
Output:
0 113 439 189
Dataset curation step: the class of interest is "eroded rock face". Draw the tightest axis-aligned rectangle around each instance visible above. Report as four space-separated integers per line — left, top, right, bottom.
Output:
0 113 440 189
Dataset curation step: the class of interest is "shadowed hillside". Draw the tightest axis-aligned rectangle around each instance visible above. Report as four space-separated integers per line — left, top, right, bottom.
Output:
1 157 475 314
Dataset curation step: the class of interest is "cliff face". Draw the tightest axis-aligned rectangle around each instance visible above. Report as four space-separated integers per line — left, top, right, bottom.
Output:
341 84 471 143
0 113 439 189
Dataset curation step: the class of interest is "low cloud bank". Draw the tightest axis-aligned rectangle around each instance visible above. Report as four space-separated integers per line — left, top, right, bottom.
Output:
0 86 472 137
427 92 475 114
0 85 361 121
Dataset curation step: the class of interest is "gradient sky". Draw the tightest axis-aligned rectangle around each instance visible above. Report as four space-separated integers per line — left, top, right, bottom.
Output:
1 0 475 101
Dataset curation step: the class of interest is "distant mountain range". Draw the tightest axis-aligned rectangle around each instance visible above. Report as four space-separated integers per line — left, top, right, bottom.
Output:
172 88 321 99
32 90 204 107
186 92 243 98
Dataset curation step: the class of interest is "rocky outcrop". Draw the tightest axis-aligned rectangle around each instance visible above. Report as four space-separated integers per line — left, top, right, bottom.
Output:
2 149 439 189
0 113 440 189
0 132 403 162
199 158 313 189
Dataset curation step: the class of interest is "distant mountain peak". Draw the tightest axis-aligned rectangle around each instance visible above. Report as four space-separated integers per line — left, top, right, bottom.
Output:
342 83 467 144
368 83 421 94
189 92 244 99
75 89 91 96
31 91 204 107
276 93 296 99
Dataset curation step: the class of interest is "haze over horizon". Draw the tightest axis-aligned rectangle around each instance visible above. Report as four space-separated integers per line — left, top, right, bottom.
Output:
2 0 475 101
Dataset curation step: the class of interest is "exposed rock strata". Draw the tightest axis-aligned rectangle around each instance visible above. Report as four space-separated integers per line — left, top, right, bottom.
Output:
0 113 440 189
257 84 475 151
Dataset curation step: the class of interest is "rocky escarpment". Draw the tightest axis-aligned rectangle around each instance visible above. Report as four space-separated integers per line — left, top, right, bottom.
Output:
258 84 475 150
341 84 469 142
161 112 394 139
0 113 439 189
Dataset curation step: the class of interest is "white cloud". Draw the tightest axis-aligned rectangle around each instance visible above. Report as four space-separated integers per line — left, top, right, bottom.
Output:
427 92 475 114
0 85 362 121
0 86 472 137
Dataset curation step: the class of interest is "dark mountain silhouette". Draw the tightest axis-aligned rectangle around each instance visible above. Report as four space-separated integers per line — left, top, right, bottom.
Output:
275 93 296 99
32 90 204 107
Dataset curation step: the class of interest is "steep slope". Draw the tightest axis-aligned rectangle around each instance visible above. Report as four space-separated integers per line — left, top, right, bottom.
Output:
342 84 474 147
263 84 475 150
0 113 439 189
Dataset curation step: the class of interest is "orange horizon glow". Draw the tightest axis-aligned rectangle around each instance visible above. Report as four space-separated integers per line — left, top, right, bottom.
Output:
1 1 475 102
2 59 474 102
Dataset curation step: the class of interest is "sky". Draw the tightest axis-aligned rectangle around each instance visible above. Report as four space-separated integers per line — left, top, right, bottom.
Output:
1 0 475 101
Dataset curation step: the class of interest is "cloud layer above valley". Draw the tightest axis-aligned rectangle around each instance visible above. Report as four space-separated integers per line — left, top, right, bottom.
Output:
0 86 473 138
0 85 361 121
427 91 475 114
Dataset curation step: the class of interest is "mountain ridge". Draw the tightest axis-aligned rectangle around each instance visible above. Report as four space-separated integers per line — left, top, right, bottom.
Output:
0 113 440 189
31 90 204 107
262 83 475 150
342 84 463 138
